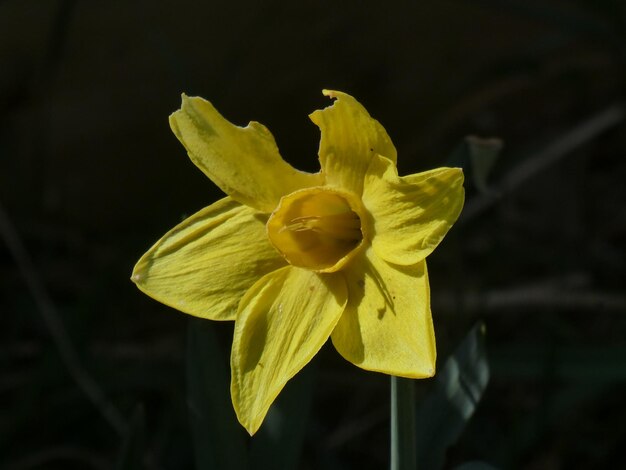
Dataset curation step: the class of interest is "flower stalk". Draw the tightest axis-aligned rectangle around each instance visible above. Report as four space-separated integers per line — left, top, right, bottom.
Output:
391 375 416 470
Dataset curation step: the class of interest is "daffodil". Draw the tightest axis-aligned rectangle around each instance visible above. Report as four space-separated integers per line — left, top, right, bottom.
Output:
132 90 464 435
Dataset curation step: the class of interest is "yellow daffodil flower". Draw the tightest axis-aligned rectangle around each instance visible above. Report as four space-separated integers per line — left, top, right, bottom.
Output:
132 90 464 435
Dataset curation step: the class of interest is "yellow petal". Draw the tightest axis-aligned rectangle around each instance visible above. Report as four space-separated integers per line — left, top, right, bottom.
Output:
363 154 464 265
331 248 436 378
131 197 286 321
231 266 347 434
170 95 324 213
309 90 397 196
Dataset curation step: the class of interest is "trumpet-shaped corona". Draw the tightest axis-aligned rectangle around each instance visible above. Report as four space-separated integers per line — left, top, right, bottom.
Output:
267 187 368 272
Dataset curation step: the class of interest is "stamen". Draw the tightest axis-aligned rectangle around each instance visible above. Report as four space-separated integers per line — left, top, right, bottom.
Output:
283 213 362 241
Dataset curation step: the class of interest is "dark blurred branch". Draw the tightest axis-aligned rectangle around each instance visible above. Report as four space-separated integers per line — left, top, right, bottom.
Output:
0 202 128 436
434 286 626 314
36 0 77 85
470 0 619 42
5 446 109 470
460 104 625 223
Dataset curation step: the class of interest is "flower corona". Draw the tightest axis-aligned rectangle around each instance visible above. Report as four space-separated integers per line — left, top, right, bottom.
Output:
267 187 367 272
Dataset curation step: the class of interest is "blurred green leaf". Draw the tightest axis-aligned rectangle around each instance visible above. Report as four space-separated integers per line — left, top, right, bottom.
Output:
250 361 316 470
447 136 503 194
187 318 248 470
116 404 145 470
466 137 502 194
415 323 490 470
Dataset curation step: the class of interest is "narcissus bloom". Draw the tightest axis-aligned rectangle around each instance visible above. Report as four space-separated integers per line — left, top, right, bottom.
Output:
132 90 464 435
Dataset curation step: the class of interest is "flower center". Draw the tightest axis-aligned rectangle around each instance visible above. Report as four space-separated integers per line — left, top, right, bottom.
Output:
267 187 367 272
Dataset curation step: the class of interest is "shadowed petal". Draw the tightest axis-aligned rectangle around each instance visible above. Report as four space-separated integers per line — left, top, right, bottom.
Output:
231 266 347 435
363 154 464 265
132 197 286 320
331 248 436 378
170 95 324 213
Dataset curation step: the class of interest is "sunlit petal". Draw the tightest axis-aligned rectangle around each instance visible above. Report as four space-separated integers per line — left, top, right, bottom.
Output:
309 90 397 195
363 154 464 265
132 197 286 320
231 266 347 434
170 95 324 212
332 248 436 378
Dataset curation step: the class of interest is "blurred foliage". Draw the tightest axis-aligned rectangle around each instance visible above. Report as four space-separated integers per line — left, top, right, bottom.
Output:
2 0 626 468
415 323 489 470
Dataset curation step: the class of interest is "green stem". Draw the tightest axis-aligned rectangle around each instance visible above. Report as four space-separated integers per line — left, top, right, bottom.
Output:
390 375 416 470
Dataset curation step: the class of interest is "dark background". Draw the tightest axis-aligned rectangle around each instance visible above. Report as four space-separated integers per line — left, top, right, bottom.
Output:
2 0 625 468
